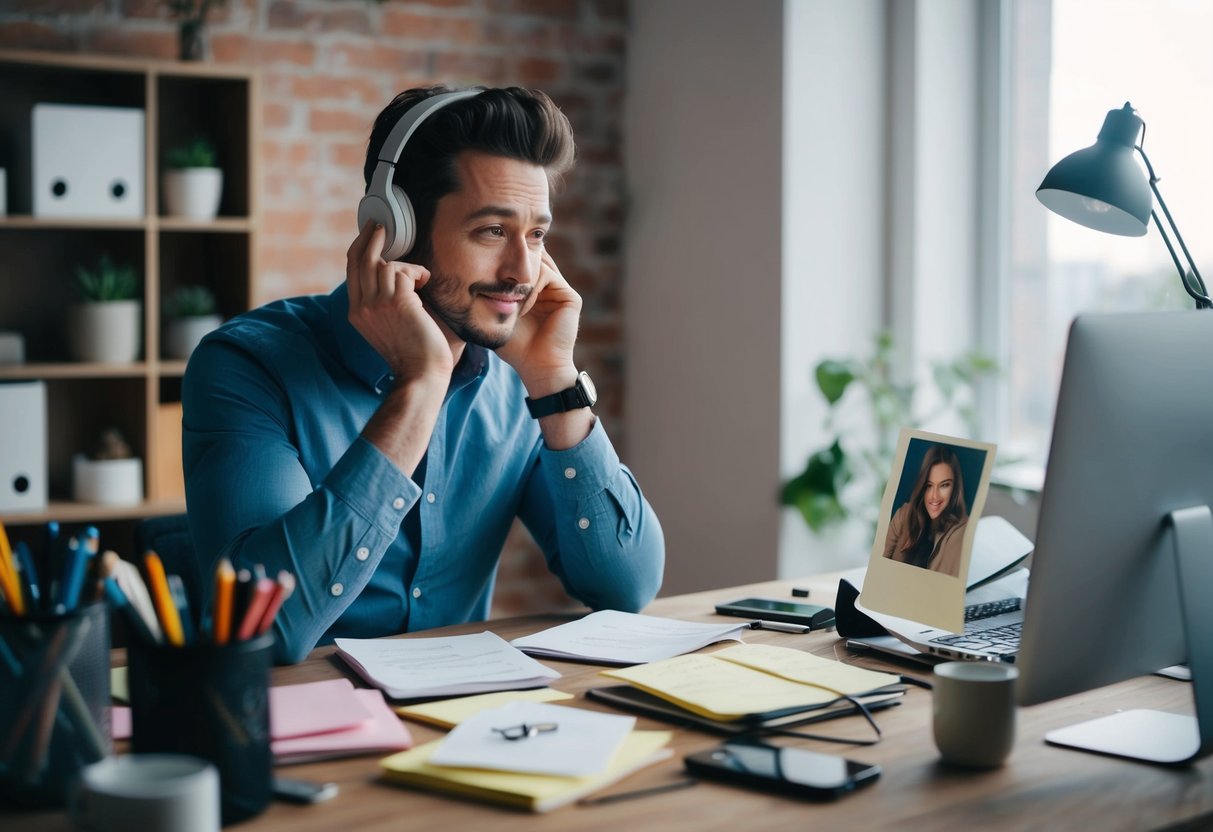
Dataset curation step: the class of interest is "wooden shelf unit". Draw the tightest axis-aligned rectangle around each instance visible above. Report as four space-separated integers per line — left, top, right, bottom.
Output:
0 49 260 546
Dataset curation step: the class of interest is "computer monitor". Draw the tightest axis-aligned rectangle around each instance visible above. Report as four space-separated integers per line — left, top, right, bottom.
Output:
1016 311 1213 764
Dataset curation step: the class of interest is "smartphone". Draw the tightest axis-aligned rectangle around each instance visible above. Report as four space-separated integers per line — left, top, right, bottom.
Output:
684 740 880 800
714 597 835 629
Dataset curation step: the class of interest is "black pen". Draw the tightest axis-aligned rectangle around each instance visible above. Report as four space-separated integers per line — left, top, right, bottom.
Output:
750 619 812 634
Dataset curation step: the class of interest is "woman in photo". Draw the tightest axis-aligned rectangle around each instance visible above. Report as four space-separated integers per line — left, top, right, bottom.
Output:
883 444 969 577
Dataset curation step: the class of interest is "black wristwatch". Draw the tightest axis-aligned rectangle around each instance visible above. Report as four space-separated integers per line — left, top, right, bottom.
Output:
525 370 598 418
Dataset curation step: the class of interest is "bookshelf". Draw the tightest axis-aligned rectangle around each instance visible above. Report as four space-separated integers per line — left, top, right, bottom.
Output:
0 49 259 544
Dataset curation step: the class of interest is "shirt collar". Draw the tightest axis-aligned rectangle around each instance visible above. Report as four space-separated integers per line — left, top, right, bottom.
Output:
329 282 491 395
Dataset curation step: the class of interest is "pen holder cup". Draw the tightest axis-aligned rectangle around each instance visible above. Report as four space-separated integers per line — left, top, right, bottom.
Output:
0 602 113 809
128 633 273 825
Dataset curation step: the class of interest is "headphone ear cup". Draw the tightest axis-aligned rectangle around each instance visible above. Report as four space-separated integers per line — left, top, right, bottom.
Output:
390 185 416 260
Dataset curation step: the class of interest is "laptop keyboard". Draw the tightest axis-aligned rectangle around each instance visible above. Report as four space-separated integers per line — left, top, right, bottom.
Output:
930 598 1024 655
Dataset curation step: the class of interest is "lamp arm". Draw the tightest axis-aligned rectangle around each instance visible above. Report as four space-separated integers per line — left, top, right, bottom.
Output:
1136 146 1212 309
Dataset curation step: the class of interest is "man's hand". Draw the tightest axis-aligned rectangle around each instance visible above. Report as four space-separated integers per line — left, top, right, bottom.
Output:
345 222 453 384
496 249 581 395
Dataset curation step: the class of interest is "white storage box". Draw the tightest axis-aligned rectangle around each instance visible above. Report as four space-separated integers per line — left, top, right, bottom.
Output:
0 381 48 512
33 104 145 218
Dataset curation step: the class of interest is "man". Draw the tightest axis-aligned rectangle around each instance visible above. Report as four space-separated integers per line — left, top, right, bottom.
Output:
182 86 664 664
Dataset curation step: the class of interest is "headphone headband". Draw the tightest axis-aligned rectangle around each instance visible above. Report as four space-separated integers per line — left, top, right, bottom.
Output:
357 88 484 261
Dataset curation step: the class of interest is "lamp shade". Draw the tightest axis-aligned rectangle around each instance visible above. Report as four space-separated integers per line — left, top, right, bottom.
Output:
1036 103 1151 237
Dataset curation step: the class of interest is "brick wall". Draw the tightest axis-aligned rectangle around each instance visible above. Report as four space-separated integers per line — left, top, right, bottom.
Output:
0 0 629 618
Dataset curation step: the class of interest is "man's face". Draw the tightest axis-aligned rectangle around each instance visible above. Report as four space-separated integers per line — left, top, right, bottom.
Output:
417 151 551 350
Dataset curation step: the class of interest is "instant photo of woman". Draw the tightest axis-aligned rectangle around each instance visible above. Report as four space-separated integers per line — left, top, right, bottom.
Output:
883 444 969 577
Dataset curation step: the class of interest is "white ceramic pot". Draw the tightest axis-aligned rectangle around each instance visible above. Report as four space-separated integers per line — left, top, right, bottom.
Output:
163 168 223 219
73 454 143 505
165 314 221 360
68 301 141 363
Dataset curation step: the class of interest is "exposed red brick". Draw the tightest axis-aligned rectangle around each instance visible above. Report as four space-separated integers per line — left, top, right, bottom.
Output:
262 101 293 129
83 26 178 60
6 0 105 13
327 41 426 73
488 0 580 19
267 0 371 35
431 51 509 84
261 140 318 166
514 56 563 85
289 74 382 106
308 107 372 134
381 10 482 43
0 22 73 51
211 34 316 67
329 140 369 170
262 209 315 236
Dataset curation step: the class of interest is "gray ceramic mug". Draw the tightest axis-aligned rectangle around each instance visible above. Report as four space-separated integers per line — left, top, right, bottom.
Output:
69 754 220 832
932 661 1019 768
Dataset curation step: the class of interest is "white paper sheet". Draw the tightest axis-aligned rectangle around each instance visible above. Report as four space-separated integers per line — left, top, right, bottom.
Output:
510 609 749 665
427 702 635 777
335 631 560 700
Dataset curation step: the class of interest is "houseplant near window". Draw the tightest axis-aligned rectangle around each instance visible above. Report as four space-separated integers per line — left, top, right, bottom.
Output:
69 254 141 363
163 136 222 219
163 285 222 360
781 332 999 538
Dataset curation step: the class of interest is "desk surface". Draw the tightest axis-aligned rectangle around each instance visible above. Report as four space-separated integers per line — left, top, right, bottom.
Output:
5 573 1211 831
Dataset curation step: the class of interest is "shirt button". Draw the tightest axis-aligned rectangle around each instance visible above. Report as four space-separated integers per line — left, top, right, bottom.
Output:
412 587 422 599
355 547 369 562
426 493 436 504
330 583 344 597
392 497 405 510
577 517 590 530
564 467 577 479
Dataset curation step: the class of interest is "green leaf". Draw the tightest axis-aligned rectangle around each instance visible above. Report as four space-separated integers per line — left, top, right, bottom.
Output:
815 360 854 405
779 441 852 532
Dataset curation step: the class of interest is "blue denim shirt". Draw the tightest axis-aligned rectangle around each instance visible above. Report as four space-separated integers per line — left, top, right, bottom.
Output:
182 284 664 664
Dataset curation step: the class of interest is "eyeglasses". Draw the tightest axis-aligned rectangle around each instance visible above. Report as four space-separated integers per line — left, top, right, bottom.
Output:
491 722 558 741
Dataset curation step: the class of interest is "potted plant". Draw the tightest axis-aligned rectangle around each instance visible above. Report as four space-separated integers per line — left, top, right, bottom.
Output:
73 427 143 506
164 0 227 61
163 284 222 360
780 332 1000 538
163 136 222 219
69 254 141 363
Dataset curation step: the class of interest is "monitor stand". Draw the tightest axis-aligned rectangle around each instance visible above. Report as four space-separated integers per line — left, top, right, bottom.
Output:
1044 505 1213 765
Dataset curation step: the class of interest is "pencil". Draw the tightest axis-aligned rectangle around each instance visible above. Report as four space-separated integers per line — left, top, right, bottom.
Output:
255 571 295 636
235 571 276 642
167 575 195 645
143 551 184 647
212 558 236 645
0 519 25 616
113 560 163 644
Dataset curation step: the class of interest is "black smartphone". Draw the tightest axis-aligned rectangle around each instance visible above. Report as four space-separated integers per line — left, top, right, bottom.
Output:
714 597 835 629
684 740 880 800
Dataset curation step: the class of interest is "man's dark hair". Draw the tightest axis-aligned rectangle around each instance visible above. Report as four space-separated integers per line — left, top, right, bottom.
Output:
363 85 576 262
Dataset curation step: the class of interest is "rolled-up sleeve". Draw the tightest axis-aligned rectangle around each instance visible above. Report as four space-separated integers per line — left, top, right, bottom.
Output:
183 338 412 664
517 419 664 612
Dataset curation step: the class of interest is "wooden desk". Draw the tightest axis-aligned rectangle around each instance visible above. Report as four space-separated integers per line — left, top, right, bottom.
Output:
5 574 1211 831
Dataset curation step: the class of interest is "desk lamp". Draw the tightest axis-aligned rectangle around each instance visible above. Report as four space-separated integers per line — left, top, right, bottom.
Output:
1036 102 1212 310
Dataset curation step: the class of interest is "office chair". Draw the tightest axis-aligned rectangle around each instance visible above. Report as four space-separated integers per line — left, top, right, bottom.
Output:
134 513 203 614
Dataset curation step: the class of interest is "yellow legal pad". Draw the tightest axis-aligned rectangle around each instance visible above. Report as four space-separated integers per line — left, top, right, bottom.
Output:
601 644 901 721
394 688 574 729
379 730 673 812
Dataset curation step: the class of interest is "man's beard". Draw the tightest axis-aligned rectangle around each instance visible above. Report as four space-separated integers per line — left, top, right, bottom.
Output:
418 268 530 351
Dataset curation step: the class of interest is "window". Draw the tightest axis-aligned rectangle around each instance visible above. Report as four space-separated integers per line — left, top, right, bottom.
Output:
998 0 1213 469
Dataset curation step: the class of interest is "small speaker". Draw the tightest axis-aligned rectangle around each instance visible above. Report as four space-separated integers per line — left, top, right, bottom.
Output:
0 381 47 513
33 104 145 218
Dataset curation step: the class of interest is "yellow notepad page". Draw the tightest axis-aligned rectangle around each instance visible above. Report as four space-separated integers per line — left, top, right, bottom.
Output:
602 654 846 720
712 644 901 694
394 688 573 729
379 730 673 812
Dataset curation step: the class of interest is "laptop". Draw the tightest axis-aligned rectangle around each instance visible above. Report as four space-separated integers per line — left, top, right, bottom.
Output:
851 524 1032 663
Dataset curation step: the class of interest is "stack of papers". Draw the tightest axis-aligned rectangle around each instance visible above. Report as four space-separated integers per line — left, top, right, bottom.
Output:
335 631 560 700
509 609 750 665
395 688 574 729
380 700 672 813
270 679 413 764
601 644 902 721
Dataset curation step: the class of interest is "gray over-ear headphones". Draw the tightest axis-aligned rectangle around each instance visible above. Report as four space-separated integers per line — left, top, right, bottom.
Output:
357 89 483 261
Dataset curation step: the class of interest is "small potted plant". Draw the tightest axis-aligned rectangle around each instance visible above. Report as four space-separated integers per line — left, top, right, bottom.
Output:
73 427 143 506
163 284 222 360
163 136 222 219
69 254 141 363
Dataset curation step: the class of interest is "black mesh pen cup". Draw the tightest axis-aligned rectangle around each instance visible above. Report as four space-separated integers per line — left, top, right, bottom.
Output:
0 601 113 808
128 633 272 825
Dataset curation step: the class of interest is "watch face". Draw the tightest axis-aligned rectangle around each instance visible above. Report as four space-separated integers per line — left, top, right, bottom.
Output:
577 370 598 406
